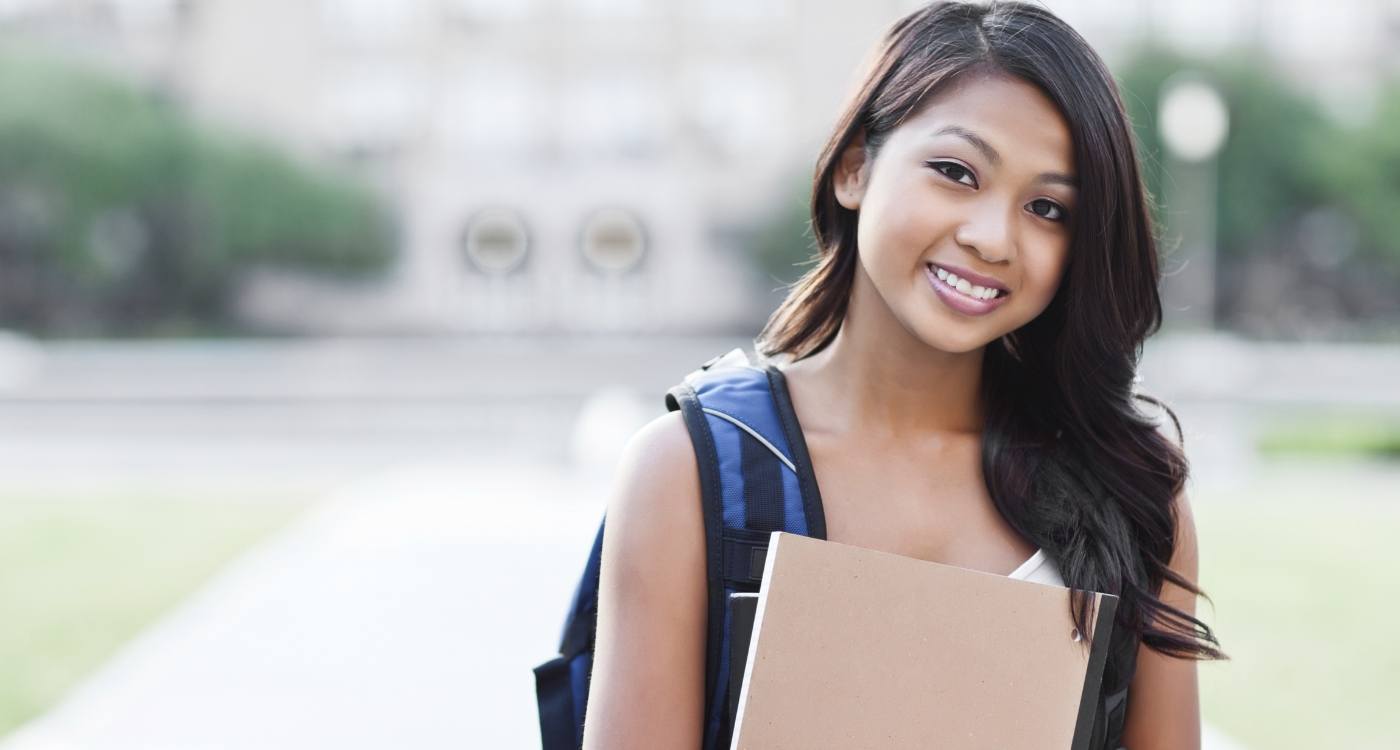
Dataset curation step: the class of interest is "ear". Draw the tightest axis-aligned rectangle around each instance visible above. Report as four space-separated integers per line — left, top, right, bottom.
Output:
833 129 871 211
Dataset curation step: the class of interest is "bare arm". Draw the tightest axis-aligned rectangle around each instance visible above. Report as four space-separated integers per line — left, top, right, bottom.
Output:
1119 484 1203 750
581 411 708 750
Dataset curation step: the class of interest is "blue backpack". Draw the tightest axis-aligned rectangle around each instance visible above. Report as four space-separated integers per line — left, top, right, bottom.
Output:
533 347 1134 749
533 347 823 750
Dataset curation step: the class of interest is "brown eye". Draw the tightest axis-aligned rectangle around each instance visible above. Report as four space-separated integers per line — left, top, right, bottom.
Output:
1028 198 1067 223
928 160 977 188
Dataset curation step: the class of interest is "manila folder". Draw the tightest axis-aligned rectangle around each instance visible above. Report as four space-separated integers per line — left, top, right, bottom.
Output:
730 531 1118 750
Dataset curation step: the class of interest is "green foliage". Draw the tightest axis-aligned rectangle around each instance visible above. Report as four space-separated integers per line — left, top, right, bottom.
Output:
1116 48 1400 336
1117 47 1348 261
0 45 395 335
749 173 818 289
1314 85 1400 263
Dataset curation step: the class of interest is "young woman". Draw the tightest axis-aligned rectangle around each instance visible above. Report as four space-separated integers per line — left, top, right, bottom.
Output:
583 2 1227 748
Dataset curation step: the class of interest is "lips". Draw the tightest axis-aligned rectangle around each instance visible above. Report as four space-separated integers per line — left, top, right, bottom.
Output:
924 263 1012 317
928 262 1009 293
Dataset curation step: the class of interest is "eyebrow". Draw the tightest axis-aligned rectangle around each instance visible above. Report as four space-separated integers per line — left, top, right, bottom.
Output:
932 124 1078 188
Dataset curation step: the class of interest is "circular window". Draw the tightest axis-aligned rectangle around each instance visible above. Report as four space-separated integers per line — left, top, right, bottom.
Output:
580 208 645 274
463 207 529 274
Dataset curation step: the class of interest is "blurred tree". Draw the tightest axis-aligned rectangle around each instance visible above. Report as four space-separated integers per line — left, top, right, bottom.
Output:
1316 83 1400 265
1117 48 1333 262
0 45 395 336
1116 47 1400 339
748 171 816 291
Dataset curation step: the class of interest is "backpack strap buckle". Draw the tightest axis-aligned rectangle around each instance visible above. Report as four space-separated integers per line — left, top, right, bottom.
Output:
721 527 775 588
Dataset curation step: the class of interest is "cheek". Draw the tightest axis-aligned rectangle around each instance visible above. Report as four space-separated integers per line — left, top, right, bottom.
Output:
857 177 949 269
1017 244 1071 312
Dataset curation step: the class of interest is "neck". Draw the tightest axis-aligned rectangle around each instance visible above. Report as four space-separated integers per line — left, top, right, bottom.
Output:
795 265 987 439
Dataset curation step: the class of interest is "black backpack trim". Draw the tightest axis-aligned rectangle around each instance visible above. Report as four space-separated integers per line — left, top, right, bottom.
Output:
664 380 728 739
764 364 827 540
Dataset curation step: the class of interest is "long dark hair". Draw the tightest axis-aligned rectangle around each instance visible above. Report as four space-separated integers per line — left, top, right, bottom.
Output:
755 0 1228 679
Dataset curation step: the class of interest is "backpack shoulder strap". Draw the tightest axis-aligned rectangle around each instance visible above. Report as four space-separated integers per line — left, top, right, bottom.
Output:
665 347 826 572
665 347 826 749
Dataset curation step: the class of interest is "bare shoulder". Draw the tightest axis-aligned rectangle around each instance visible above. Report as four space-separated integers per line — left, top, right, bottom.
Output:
1145 413 1198 598
605 411 704 547
1121 485 1203 748
1164 484 1199 606
582 410 708 749
1120 425 1205 749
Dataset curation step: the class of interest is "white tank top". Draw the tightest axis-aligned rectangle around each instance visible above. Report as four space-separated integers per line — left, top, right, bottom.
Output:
1007 548 1065 587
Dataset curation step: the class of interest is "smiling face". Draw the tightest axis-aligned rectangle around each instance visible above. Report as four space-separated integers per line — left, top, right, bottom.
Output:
834 71 1078 354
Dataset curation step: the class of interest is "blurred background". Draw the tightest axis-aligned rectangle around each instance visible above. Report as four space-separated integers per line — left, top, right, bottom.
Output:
0 0 1397 748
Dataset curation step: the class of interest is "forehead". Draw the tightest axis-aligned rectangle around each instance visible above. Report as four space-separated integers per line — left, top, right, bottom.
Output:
900 72 1074 171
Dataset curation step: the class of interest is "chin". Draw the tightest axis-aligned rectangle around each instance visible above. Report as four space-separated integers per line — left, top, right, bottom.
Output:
912 322 995 355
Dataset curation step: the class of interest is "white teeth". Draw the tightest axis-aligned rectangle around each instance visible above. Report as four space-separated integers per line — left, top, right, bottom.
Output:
931 264 1003 301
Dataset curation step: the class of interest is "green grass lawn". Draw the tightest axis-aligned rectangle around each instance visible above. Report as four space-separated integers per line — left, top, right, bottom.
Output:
1257 414 1400 459
0 492 310 738
1194 463 1400 749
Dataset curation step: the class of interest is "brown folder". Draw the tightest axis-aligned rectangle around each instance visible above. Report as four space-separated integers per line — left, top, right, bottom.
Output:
728 532 1118 750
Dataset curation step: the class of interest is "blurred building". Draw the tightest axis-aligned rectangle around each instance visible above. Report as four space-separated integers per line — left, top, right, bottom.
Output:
2 0 1398 334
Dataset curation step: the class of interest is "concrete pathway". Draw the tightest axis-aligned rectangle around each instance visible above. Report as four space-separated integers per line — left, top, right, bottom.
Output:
1 460 609 750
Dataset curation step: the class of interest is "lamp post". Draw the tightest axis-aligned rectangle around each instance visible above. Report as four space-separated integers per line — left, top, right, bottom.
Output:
1158 73 1230 330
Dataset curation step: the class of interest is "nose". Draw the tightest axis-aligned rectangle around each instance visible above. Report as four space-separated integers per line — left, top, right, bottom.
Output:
953 199 1016 264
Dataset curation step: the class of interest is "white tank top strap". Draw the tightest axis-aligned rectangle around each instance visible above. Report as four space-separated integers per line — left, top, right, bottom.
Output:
1007 548 1066 587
